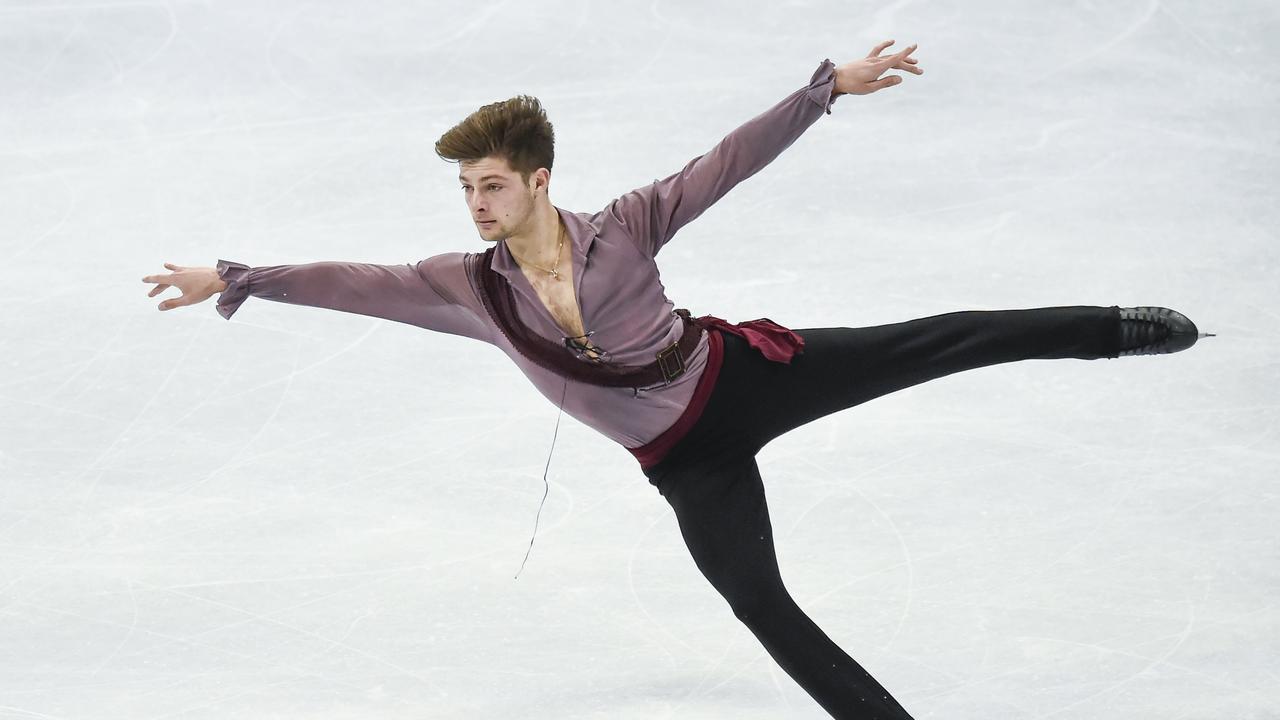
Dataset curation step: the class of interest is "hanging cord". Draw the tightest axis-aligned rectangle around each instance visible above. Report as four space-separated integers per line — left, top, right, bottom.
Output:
514 378 568 579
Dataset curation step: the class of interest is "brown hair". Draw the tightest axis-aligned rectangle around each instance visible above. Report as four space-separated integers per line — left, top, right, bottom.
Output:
434 95 555 184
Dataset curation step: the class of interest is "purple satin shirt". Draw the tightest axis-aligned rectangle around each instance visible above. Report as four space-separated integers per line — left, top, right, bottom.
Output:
216 59 840 450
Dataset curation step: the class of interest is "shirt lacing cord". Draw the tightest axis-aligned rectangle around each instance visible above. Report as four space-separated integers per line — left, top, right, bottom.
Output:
562 330 610 363
562 331 657 398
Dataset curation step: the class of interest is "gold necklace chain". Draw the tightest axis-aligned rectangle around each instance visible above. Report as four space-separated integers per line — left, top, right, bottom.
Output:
508 223 567 281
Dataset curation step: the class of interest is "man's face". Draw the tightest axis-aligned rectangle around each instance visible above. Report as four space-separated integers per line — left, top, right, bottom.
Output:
458 156 538 242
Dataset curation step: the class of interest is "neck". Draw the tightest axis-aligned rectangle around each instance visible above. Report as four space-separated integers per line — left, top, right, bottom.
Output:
505 199 562 268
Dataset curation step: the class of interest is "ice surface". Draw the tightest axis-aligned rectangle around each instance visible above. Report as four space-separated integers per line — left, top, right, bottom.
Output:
1 1 1277 718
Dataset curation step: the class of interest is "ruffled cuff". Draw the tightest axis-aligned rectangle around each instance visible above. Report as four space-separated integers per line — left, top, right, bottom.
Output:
215 259 251 320
806 58 840 115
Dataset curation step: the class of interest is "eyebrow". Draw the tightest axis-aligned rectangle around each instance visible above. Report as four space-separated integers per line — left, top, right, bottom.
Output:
458 174 507 183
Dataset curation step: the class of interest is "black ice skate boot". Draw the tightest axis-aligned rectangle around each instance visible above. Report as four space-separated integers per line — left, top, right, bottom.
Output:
1117 306 1213 357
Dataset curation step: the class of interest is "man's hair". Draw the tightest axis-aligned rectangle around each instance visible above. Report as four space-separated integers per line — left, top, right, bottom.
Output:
434 95 555 184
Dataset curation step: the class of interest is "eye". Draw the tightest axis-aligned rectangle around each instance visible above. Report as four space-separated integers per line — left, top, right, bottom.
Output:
488 184 501 191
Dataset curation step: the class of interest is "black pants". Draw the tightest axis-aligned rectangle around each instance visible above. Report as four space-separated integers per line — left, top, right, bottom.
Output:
642 306 1121 720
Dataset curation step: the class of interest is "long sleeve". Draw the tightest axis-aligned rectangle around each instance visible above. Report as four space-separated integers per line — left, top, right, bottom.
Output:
605 58 839 259
214 252 489 341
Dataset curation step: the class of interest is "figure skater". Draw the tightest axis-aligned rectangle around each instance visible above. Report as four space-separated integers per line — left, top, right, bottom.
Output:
142 40 1210 719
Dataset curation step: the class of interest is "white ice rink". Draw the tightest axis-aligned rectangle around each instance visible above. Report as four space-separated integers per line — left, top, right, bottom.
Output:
2 1 1277 718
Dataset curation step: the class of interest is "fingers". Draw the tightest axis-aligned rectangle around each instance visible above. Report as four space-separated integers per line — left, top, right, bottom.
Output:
143 263 186 281
868 40 917 58
157 295 192 311
144 264 188 310
883 43 917 66
868 39 895 57
883 42 922 75
143 263 182 285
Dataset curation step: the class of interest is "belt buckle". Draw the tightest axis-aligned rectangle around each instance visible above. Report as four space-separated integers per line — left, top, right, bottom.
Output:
655 340 685 383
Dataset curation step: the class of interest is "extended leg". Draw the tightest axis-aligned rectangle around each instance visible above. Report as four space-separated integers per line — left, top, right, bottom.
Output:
658 453 914 719
746 305 1121 449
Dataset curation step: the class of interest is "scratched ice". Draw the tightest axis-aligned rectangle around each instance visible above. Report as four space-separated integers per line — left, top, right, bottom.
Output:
1 1 1277 718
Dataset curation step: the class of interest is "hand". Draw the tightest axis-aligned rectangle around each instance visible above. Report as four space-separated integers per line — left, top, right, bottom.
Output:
141 263 225 311
834 40 923 96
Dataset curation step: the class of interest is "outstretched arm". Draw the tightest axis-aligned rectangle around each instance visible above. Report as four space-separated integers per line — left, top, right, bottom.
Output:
142 254 487 340
608 41 921 259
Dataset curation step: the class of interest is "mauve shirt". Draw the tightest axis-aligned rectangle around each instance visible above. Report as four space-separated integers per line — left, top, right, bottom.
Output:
215 59 840 450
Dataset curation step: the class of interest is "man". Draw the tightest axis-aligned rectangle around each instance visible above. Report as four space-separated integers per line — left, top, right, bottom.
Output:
142 40 1207 720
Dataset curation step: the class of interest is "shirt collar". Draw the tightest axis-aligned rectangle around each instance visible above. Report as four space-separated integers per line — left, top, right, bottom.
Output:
491 205 597 282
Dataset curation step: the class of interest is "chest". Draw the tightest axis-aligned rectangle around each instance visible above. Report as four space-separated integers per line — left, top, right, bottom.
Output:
521 256 603 360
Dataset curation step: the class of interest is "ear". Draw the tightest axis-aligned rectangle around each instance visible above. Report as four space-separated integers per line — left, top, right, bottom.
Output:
532 167 551 194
